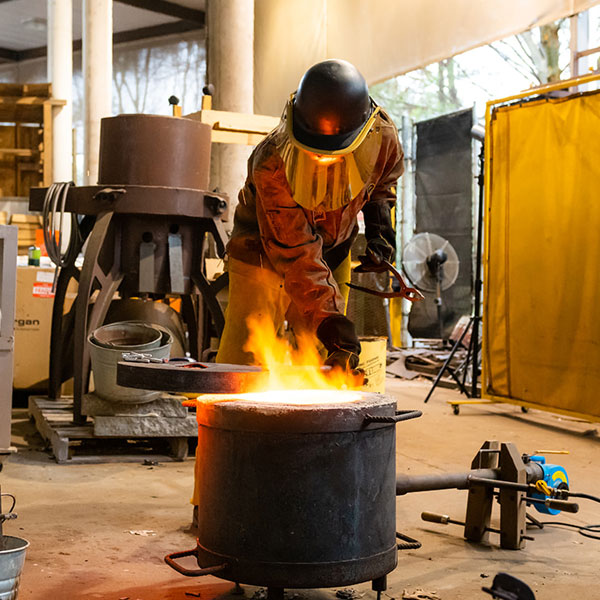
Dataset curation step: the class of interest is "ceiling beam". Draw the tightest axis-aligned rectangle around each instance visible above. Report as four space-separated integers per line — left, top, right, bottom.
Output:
0 47 19 62
14 19 203 62
114 0 205 25
113 19 203 44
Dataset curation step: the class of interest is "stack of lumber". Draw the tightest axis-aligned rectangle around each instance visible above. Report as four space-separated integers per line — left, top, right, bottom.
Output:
10 213 42 253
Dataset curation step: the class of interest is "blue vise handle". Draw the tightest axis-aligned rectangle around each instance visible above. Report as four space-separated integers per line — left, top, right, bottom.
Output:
528 455 569 515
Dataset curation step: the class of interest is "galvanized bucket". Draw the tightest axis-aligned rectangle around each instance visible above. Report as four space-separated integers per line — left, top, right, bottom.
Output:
90 321 162 350
89 322 172 404
0 536 29 600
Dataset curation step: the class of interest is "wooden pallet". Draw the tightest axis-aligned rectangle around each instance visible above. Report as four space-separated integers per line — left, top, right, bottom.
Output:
28 396 194 464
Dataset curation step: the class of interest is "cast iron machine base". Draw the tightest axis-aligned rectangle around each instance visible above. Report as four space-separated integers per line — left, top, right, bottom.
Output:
29 114 230 425
29 185 229 425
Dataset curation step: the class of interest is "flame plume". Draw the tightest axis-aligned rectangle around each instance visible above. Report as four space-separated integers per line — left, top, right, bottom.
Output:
242 314 362 394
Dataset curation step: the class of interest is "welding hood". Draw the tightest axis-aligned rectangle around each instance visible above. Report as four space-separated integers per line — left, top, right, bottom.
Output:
274 95 384 212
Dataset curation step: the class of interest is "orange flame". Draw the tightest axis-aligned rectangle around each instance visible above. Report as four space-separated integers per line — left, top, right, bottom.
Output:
242 314 361 394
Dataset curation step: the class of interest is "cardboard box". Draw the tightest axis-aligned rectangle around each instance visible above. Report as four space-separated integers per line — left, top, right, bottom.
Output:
14 266 78 389
10 214 43 255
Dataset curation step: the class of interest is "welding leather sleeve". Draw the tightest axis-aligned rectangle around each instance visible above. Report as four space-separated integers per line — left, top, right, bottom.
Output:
358 118 404 271
316 314 361 370
252 144 345 332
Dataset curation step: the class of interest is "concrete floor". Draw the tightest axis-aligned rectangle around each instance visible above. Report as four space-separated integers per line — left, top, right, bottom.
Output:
2 378 600 600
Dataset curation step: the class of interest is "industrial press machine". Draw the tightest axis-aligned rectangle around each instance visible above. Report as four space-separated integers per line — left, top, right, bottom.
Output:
27 113 230 459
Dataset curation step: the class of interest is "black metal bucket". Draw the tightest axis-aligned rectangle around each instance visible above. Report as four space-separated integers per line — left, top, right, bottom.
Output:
165 392 421 589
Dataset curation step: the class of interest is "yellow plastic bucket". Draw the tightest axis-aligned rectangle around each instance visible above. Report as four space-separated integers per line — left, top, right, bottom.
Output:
358 336 387 393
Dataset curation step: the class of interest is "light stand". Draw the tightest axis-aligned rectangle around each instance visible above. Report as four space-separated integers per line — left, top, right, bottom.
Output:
424 125 484 403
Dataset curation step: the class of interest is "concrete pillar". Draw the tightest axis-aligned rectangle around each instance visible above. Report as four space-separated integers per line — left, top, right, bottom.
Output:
82 0 112 185
47 0 73 182
207 0 254 230
570 11 590 92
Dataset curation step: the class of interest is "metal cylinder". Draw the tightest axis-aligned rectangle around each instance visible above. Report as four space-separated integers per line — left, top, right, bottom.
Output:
0 536 29 600
396 463 546 495
396 469 499 495
98 114 212 190
193 392 399 588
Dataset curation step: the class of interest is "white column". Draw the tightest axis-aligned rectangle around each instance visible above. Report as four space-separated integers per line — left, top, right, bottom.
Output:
570 11 590 89
82 0 112 185
47 0 73 182
207 0 254 230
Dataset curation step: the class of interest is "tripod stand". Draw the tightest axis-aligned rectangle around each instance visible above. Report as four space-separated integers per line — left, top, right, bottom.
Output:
424 133 484 403
423 314 480 402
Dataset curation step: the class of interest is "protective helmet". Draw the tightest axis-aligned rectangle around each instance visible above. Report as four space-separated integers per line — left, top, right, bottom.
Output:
293 59 372 152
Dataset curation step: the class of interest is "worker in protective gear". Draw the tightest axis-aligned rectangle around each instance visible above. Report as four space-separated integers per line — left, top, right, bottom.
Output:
216 58 404 371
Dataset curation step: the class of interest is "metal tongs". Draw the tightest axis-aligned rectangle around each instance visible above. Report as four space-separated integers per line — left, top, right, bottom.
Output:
346 259 424 301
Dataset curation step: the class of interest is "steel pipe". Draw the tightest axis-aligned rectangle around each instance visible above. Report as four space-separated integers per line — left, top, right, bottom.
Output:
396 462 545 495
396 469 498 495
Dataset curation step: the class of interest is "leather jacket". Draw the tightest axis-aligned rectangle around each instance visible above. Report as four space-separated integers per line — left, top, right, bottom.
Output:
227 108 404 331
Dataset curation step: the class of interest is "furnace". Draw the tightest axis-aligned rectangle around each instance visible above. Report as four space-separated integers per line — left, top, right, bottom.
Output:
118 359 421 598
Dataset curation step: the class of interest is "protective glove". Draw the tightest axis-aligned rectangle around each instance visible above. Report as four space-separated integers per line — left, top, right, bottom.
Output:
316 314 361 371
357 201 396 273
354 237 395 273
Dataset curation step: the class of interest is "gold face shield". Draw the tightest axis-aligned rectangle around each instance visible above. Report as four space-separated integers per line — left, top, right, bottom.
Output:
275 96 384 212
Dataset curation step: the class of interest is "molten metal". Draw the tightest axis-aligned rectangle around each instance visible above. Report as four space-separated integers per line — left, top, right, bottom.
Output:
199 389 362 406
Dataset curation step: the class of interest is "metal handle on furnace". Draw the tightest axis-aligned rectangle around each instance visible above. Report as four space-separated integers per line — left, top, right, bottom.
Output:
364 410 423 425
164 549 227 577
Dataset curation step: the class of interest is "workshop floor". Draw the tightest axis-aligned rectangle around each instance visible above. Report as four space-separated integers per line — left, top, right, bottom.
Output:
3 379 600 600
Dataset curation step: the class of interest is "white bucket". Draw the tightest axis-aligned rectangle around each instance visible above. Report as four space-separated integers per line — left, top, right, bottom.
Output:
358 336 387 393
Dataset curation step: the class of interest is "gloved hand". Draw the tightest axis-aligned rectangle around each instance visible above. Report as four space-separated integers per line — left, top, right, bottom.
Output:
316 314 361 370
355 237 395 273
358 201 396 273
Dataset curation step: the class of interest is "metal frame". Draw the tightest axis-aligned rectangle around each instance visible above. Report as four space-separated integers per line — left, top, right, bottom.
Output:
0 225 17 465
481 72 600 423
29 184 229 425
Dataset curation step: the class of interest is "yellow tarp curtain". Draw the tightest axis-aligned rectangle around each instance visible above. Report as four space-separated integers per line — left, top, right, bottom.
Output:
483 92 600 421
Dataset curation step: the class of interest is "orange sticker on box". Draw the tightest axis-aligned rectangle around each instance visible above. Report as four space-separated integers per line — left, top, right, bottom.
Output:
32 282 55 298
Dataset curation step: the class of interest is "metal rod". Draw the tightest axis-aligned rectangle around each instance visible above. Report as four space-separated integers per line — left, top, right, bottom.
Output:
421 511 534 541
486 71 600 109
397 462 545 495
471 142 485 398
468 475 535 491
526 512 544 529
396 468 498 494
421 511 502 534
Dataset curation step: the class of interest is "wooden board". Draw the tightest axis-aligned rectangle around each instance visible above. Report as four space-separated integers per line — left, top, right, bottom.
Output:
0 123 43 197
0 97 64 124
28 396 194 464
185 108 279 146
0 83 52 98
